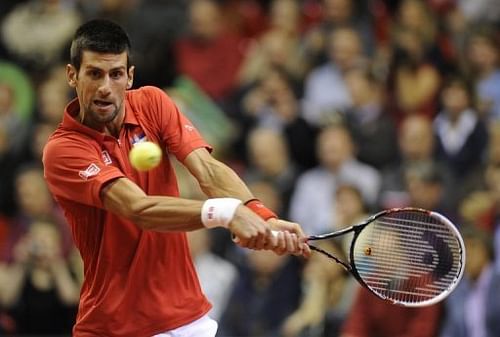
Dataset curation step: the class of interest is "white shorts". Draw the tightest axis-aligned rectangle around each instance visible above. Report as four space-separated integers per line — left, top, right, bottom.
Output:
152 314 218 337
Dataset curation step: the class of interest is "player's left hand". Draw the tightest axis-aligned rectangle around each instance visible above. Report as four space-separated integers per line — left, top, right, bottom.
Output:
266 218 311 258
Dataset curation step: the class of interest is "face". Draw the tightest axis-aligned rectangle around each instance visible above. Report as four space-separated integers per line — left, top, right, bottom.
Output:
317 127 353 171
442 84 469 115
67 50 134 128
399 116 434 161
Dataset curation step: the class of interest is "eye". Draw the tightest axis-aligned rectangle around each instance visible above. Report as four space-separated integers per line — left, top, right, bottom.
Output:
87 69 101 79
110 71 124 79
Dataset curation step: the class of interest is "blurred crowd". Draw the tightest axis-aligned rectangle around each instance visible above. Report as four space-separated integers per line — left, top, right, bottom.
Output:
0 0 500 336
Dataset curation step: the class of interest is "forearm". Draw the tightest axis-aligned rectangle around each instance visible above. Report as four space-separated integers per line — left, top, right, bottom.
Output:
193 156 254 201
129 195 206 231
103 178 206 232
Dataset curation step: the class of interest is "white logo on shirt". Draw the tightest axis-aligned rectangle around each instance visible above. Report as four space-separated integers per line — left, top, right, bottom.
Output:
78 163 101 180
101 150 112 165
184 124 195 132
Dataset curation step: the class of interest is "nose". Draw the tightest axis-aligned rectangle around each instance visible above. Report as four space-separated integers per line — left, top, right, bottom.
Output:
97 75 112 96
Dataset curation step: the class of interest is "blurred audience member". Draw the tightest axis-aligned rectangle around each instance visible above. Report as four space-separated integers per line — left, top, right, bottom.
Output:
0 82 30 217
1 0 81 72
35 64 71 126
175 0 246 104
387 27 441 122
340 285 442 337
245 128 299 216
238 0 308 86
290 124 380 235
218 250 301 337
465 26 500 119
281 240 355 337
187 229 238 321
439 225 500 337
457 0 500 25
343 66 398 170
303 0 375 66
0 165 82 335
434 76 488 180
331 184 369 254
403 162 451 216
379 115 453 209
302 27 367 126
240 67 318 169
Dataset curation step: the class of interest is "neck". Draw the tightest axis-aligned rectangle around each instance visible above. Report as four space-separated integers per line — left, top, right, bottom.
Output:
80 110 125 138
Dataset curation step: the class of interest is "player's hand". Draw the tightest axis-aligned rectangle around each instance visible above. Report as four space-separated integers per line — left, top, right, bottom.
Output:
267 218 311 258
228 205 272 250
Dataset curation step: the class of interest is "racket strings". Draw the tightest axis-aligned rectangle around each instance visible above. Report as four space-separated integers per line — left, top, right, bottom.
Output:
353 211 463 305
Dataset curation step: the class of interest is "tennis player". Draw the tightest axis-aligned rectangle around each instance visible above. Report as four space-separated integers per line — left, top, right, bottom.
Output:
42 19 310 337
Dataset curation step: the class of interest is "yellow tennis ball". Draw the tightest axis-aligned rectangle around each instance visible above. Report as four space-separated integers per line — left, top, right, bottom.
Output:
129 141 162 171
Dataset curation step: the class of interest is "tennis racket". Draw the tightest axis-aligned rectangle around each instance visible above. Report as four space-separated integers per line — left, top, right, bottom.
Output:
299 207 465 307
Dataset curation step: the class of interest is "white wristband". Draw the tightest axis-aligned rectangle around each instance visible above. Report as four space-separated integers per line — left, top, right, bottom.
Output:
201 198 242 228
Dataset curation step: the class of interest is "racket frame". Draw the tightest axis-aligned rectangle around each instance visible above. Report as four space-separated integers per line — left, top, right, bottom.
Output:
307 207 466 307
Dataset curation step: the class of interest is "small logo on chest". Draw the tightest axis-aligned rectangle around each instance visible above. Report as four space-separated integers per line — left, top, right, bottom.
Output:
101 150 113 165
131 132 148 145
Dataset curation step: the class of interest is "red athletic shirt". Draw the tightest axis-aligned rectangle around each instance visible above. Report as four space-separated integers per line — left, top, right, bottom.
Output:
42 86 212 337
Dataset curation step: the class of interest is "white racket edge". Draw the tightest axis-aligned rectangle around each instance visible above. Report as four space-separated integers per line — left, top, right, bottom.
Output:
399 211 466 307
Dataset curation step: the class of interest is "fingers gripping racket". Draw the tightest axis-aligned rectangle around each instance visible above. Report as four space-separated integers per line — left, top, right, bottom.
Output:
305 208 465 307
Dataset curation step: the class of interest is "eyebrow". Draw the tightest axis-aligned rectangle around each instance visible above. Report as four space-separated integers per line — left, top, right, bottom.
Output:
84 65 127 72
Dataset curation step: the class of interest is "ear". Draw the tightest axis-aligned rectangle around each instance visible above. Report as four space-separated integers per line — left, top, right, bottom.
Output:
127 66 135 89
66 64 78 88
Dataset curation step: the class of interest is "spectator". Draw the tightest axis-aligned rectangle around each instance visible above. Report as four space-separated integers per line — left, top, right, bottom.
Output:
187 229 238 321
239 66 318 169
439 224 500 337
0 81 30 216
245 128 300 217
290 124 380 235
0 165 82 335
238 0 308 86
301 26 367 126
331 184 369 254
1 0 81 72
379 115 454 209
175 0 246 104
339 285 442 337
387 27 442 122
281 240 355 337
457 0 500 25
434 76 488 180
465 26 500 119
343 66 399 170
302 0 375 66
218 249 302 337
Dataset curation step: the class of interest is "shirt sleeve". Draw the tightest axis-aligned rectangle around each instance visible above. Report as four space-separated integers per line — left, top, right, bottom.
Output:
144 86 212 161
43 138 125 209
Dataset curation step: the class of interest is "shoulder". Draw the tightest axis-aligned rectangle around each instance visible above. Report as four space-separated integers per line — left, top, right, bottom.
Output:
43 131 100 166
126 85 170 103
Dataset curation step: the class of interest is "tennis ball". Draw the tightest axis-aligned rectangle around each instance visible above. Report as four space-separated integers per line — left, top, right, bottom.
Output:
129 141 162 171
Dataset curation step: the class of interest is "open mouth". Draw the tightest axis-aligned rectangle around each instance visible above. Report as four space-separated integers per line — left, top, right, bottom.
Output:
93 100 113 108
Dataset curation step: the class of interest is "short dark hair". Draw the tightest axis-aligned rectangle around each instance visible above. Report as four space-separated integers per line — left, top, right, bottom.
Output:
70 19 132 71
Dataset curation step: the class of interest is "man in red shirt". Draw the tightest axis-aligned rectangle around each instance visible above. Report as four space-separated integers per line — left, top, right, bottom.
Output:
42 19 310 337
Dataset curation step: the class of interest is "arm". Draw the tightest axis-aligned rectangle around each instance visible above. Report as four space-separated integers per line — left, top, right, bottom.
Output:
183 148 309 253
102 148 307 254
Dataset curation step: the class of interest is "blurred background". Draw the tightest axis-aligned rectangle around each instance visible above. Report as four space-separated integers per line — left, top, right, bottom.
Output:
0 0 500 336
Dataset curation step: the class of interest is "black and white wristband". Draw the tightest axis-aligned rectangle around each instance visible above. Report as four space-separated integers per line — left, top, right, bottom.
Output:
201 198 242 228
